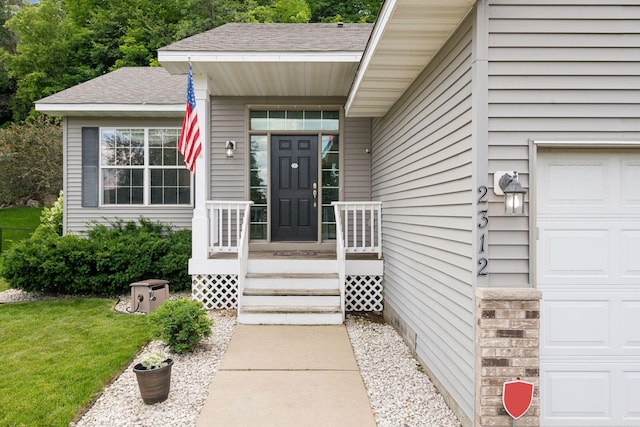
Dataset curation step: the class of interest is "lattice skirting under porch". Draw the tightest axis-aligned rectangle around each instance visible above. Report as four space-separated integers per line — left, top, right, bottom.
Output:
192 274 239 310
191 274 383 312
345 275 383 312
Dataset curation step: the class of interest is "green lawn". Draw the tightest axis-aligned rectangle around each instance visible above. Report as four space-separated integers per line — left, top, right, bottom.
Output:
0 207 42 254
0 298 151 426
0 207 43 291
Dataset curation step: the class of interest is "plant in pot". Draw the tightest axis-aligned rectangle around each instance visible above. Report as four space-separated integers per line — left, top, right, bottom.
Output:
133 350 173 404
133 298 213 404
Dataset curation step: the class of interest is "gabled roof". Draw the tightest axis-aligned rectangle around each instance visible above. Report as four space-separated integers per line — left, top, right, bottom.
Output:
158 23 373 97
346 0 475 117
35 67 184 117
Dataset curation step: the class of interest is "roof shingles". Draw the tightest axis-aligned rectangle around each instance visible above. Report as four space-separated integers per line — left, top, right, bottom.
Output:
36 67 184 105
159 23 373 52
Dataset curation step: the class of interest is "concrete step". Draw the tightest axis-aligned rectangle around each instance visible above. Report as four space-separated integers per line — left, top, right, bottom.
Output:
244 288 340 296
238 306 343 325
248 259 337 274
244 273 339 290
242 292 340 307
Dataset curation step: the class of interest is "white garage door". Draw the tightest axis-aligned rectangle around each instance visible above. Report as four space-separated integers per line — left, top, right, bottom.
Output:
537 150 640 426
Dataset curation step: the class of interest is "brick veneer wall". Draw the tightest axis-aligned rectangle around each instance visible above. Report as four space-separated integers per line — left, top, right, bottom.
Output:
475 287 542 427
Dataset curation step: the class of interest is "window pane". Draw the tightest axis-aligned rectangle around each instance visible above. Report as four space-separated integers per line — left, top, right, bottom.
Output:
322 152 339 169
131 170 143 187
322 111 339 131
322 170 339 187
132 187 143 204
178 170 191 186
250 111 268 130
251 169 267 187
151 169 163 186
322 135 339 152
251 206 267 222
304 111 321 130
130 147 144 165
250 224 267 240
250 188 267 204
269 111 285 130
117 187 130 204
251 135 267 153
151 188 162 204
164 169 177 186
322 224 336 240
322 188 339 204
163 148 177 165
178 188 190 204
322 206 335 222
163 188 177 204
286 110 303 130
149 147 163 165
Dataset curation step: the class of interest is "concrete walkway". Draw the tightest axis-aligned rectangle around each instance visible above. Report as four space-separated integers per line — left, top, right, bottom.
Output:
196 325 377 427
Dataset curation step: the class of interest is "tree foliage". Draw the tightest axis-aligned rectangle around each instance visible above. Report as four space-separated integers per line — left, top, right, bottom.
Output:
0 117 62 206
0 0 381 123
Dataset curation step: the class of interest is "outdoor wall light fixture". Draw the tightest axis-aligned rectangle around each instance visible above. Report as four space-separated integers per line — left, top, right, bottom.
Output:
494 171 527 215
225 140 236 158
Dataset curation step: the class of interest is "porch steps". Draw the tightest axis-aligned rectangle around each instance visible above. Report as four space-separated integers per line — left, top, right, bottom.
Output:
239 271 342 325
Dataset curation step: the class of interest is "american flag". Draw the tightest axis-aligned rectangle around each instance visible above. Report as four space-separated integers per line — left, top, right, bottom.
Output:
179 65 202 173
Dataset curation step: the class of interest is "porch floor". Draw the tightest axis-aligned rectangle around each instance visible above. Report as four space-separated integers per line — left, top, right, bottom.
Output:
209 250 381 260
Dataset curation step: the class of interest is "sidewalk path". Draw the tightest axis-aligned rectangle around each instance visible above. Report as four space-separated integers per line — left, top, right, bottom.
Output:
196 325 377 427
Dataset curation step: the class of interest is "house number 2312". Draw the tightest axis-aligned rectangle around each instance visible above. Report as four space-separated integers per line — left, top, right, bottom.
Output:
477 186 488 276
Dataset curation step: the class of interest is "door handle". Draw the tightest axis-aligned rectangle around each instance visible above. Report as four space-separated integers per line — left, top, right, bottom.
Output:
313 182 317 207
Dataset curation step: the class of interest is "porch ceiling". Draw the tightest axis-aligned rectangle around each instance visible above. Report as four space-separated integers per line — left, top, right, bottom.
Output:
159 56 361 98
345 0 475 118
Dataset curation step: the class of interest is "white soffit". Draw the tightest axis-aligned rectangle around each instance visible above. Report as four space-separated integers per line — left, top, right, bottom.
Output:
345 0 475 117
159 52 363 97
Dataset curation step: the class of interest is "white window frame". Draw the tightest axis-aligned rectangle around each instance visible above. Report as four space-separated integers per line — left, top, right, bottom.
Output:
99 127 194 207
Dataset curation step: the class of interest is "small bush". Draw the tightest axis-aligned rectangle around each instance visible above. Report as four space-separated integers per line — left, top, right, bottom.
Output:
0 218 192 295
38 191 64 236
148 298 213 354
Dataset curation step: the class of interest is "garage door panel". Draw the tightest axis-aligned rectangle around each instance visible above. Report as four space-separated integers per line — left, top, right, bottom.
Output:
542 369 611 422
542 365 640 426
542 229 609 278
624 372 640 420
621 160 640 206
543 299 610 350
622 230 640 277
623 301 640 348
543 159 608 210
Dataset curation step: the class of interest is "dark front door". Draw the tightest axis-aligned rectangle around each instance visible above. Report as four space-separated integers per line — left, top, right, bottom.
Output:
271 135 318 241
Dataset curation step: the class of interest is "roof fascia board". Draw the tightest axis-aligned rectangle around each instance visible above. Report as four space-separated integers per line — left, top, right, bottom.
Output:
344 0 397 116
158 51 363 63
35 104 184 113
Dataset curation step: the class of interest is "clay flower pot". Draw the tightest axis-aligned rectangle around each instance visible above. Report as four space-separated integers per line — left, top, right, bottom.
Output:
133 358 173 404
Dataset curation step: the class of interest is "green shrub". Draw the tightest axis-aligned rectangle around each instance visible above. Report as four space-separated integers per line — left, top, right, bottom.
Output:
0 218 192 295
38 191 64 236
148 298 213 354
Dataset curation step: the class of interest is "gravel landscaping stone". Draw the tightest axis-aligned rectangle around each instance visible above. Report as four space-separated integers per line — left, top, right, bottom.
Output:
0 289 461 426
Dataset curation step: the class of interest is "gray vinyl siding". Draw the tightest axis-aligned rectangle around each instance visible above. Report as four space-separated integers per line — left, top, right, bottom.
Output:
371 15 475 422
486 0 640 286
210 97 371 201
65 117 192 234
343 117 372 201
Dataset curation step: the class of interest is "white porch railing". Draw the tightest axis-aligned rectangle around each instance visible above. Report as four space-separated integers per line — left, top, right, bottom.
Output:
206 201 253 254
333 201 383 321
332 201 383 259
205 200 253 311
